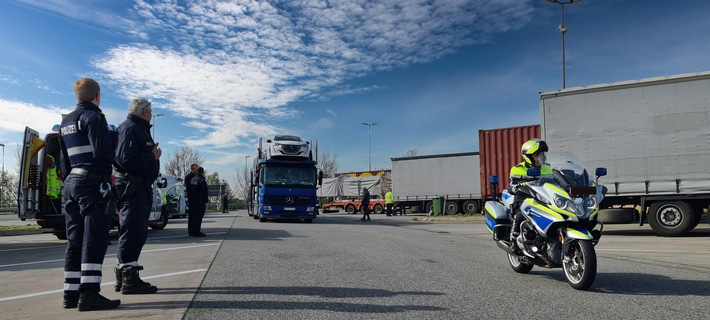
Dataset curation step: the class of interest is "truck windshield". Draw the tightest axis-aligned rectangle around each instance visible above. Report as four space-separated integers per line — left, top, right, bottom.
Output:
262 166 316 187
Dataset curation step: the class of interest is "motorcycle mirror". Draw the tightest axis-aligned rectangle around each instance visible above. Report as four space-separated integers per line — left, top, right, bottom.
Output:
595 167 607 177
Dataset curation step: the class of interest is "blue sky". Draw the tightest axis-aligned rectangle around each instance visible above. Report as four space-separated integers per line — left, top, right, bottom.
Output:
2 0 710 187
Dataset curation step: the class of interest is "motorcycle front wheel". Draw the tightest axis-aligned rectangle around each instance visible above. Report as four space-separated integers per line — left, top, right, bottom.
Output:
508 253 533 274
563 240 597 290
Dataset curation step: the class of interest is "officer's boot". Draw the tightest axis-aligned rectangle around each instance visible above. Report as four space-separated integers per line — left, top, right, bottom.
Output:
121 266 158 294
62 291 79 309
77 290 121 311
113 266 122 292
509 222 521 254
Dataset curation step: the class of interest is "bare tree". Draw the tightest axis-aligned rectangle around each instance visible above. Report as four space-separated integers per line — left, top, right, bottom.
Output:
233 166 250 201
318 148 340 178
405 148 418 157
163 146 204 178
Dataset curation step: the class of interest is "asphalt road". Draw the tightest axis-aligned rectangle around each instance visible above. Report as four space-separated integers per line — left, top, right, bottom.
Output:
1 211 709 319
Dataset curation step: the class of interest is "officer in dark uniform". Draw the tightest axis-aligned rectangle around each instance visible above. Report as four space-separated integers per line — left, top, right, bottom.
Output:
113 97 161 295
188 167 208 237
57 78 120 311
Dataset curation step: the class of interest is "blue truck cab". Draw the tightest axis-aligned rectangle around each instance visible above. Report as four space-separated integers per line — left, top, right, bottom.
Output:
248 137 322 223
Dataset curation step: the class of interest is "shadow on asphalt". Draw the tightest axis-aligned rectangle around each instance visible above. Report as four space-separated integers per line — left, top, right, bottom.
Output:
525 270 710 296
186 286 446 313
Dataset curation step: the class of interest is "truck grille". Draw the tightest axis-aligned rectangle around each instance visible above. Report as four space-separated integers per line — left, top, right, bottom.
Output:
265 196 311 206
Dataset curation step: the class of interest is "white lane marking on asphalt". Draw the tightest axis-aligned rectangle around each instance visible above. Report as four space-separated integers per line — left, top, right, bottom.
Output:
0 243 220 269
0 245 64 253
0 269 208 302
596 248 710 254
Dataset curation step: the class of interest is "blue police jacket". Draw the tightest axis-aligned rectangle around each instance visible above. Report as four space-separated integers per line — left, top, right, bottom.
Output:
58 101 115 177
114 114 160 181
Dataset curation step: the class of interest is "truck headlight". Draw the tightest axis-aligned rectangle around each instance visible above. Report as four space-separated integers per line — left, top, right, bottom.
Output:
307 206 315 212
263 206 272 212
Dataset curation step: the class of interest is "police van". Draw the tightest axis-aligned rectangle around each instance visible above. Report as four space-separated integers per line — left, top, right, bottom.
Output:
156 175 187 218
18 126 168 240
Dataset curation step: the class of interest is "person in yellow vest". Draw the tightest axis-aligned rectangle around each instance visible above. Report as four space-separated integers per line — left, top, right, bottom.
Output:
46 154 61 200
508 139 552 253
385 188 394 216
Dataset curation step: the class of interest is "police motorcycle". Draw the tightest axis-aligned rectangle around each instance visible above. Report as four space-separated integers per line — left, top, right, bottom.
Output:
485 152 607 290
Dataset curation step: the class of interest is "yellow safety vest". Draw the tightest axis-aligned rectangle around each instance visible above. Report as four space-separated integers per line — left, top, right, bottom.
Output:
385 191 393 204
46 155 61 199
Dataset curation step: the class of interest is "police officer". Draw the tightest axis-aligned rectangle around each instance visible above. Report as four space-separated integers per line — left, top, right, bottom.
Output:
508 139 552 253
188 167 208 237
113 97 161 294
58 78 120 311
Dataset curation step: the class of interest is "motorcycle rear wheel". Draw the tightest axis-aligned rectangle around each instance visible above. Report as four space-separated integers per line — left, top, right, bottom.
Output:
507 253 533 273
563 240 597 290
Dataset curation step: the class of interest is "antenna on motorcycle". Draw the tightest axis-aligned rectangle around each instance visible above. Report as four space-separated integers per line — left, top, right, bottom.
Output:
490 176 499 200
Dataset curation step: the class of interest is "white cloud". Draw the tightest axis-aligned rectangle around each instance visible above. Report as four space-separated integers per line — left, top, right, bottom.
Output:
87 0 534 151
0 99 70 135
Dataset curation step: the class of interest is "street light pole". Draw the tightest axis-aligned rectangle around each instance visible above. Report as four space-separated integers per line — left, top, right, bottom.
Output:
361 122 378 171
0 143 4 208
545 0 582 89
245 155 251 169
151 113 165 139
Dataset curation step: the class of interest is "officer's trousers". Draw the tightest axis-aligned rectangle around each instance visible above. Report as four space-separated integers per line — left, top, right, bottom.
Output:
115 180 152 266
188 200 206 234
63 174 111 294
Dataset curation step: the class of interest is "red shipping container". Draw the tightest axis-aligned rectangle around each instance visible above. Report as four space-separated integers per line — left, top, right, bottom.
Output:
479 124 541 200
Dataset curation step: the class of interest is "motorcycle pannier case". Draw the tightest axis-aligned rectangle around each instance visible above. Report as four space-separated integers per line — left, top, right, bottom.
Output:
484 201 511 241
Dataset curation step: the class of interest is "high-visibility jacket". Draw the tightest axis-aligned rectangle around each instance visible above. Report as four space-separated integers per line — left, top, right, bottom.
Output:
509 162 552 191
385 191 393 204
46 155 61 199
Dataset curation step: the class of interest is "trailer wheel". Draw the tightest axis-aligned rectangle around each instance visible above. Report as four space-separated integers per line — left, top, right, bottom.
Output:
411 205 422 213
345 205 356 214
648 201 695 237
598 208 635 224
445 201 459 215
373 204 384 214
425 202 433 214
462 200 479 214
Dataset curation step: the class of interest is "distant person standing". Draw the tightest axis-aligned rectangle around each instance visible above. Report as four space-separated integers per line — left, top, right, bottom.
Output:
113 97 161 295
385 188 394 216
188 167 208 237
360 187 371 221
221 194 229 213
184 163 198 212
57 78 120 311
184 164 198 197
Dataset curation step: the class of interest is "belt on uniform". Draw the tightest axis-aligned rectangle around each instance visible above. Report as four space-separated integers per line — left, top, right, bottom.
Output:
70 168 107 181
114 172 150 185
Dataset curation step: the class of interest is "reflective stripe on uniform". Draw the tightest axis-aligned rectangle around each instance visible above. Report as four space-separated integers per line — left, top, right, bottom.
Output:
64 283 80 291
81 276 102 284
66 145 92 157
81 263 103 271
64 271 81 278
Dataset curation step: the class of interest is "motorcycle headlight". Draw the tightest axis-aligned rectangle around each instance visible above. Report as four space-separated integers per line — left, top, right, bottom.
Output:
585 196 597 210
553 195 574 212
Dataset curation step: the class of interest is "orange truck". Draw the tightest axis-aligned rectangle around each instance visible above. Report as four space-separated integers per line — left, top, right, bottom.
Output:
319 170 389 214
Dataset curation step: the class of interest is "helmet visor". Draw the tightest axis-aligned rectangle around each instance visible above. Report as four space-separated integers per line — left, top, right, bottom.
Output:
537 152 547 165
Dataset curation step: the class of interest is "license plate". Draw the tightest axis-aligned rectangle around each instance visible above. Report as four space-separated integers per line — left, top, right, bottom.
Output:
284 207 295 211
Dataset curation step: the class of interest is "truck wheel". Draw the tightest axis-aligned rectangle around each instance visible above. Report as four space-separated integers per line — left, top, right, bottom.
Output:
150 212 169 230
345 205 356 214
259 216 268 222
411 205 422 213
445 201 459 215
462 200 479 214
53 231 67 240
648 201 696 237
373 204 384 214
598 208 635 224
425 202 433 214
